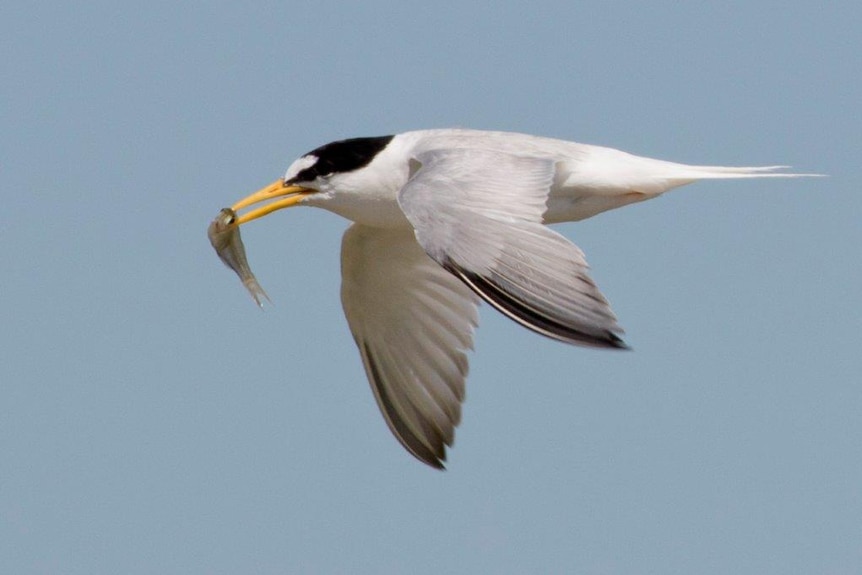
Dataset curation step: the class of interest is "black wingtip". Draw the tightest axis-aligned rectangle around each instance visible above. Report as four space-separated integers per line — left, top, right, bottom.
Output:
362 342 451 470
446 261 627 350
607 332 631 350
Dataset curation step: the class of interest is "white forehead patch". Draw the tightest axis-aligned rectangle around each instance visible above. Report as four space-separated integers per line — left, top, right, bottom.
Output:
284 154 318 181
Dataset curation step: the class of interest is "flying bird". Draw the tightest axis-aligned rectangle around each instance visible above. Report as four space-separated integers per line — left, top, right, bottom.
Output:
217 128 814 468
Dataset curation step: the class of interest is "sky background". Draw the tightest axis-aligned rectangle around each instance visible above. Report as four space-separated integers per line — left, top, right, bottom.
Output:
2 2 860 574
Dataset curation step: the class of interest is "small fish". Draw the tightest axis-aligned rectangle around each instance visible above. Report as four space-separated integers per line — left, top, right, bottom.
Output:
208 207 270 307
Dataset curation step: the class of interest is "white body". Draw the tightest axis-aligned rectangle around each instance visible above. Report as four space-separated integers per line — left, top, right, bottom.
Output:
273 128 812 468
297 129 794 227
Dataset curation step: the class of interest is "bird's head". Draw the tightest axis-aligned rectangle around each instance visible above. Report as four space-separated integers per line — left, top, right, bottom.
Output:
229 135 395 226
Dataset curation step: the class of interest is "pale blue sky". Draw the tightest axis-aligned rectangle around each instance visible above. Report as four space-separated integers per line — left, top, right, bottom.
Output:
2 2 860 574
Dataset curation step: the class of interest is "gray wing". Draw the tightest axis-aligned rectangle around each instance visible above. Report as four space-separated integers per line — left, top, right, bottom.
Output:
340 224 480 469
398 148 625 348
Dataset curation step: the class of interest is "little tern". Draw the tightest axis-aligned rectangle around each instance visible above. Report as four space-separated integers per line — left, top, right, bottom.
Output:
218 128 815 469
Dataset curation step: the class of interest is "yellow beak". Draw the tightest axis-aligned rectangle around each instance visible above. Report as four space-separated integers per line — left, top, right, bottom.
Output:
231 179 315 225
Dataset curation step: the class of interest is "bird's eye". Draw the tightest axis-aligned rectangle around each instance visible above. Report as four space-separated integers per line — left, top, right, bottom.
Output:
292 165 328 184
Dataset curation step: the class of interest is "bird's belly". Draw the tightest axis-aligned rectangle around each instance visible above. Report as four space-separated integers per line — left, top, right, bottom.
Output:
544 188 655 223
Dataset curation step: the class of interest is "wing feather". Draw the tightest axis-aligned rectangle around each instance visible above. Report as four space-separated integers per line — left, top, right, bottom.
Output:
341 224 479 468
358 342 446 468
398 148 626 348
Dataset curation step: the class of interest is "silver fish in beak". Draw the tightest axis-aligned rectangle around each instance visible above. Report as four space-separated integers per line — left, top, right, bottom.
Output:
208 207 270 307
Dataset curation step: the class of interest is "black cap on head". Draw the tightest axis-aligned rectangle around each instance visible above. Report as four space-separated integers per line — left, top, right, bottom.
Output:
289 135 394 183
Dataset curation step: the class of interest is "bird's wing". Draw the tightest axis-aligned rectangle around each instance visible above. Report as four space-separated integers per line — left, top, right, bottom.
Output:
340 224 480 469
398 148 625 348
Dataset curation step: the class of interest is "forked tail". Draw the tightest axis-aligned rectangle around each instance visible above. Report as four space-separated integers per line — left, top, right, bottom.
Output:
666 163 823 180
